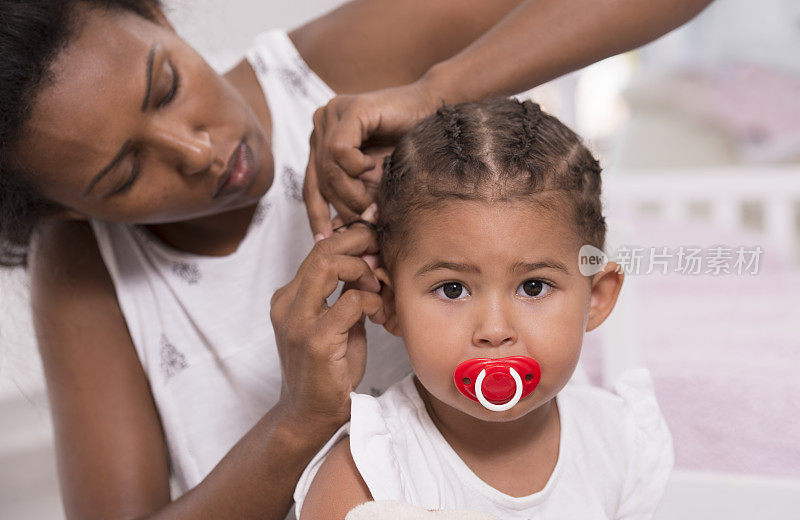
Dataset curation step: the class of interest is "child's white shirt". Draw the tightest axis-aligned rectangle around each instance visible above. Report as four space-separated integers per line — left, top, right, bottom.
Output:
294 369 673 520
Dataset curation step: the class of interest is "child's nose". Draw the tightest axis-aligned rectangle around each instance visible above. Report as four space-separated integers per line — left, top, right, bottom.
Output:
472 302 517 348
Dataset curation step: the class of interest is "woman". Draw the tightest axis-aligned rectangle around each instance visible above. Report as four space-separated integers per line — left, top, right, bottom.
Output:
0 0 711 519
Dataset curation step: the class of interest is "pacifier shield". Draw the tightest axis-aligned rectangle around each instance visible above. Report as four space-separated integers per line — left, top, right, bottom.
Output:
454 356 541 412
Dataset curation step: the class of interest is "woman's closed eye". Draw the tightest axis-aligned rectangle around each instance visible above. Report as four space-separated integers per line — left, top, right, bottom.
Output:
434 282 470 300
110 156 140 196
157 62 181 108
516 279 553 299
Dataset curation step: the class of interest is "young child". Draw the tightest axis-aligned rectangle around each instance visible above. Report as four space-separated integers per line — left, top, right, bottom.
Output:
294 98 673 519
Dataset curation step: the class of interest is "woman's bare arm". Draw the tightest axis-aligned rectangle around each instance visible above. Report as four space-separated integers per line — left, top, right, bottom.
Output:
290 0 525 95
30 220 381 520
425 0 714 101
31 221 173 519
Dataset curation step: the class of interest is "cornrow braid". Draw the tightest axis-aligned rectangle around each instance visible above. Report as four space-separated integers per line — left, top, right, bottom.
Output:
381 153 398 192
377 97 607 270
505 100 543 167
436 103 469 163
519 100 542 152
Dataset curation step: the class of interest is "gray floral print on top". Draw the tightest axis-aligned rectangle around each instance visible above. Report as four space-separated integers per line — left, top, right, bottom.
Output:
171 262 201 285
252 200 272 225
283 166 304 202
160 334 188 381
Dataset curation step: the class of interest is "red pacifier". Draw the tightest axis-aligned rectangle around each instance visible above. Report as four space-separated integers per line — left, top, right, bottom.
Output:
453 356 541 412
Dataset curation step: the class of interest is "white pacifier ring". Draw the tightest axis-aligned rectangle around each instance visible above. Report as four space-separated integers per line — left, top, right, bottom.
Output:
474 367 523 412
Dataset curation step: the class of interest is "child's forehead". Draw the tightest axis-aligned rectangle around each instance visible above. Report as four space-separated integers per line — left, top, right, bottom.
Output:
398 199 581 267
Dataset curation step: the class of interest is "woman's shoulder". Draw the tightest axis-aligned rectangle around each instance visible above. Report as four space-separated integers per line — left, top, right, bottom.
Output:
29 218 129 347
29 219 110 289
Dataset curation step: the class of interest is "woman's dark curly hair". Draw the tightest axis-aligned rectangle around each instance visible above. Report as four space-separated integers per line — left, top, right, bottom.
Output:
377 97 606 271
0 0 162 266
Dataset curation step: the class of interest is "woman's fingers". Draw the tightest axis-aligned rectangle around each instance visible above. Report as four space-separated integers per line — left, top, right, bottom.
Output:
328 107 378 177
315 219 380 256
305 97 381 231
279 223 380 310
330 214 345 231
303 150 334 240
294 254 381 320
320 111 373 218
318 289 386 347
326 176 371 224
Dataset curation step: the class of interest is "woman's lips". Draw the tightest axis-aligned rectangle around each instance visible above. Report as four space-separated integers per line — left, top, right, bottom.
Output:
213 139 256 199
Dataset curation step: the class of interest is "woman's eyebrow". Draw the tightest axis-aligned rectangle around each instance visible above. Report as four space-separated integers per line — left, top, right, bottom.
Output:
141 42 158 112
83 140 132 196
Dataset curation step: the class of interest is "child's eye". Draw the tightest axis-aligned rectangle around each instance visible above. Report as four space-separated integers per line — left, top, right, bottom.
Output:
434 282 470 300
516 279 552 298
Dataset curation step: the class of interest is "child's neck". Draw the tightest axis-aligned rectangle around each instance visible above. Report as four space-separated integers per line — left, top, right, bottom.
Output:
414 376 561 497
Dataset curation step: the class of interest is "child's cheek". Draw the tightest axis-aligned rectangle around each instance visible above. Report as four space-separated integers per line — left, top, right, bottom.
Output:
397 297 470 399
525 303 586 395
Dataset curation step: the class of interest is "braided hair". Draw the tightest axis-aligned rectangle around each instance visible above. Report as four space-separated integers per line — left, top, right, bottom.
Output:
0 0 163 266
377 97 605 269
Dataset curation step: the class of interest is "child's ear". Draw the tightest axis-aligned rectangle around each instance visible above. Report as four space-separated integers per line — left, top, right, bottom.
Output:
585 262 624 332
374 267 401 337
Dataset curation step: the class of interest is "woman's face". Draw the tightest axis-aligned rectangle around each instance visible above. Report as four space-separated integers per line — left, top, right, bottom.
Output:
12 6 273 224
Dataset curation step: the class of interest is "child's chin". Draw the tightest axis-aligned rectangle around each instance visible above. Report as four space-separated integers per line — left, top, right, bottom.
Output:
460 398 540 422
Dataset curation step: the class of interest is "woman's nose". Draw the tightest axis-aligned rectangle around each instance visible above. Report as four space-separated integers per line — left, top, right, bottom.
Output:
472 301 517 348
149 121 214 176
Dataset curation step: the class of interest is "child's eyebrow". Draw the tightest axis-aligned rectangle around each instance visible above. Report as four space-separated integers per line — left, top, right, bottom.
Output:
415 261 480 278
414 259 570 278
511 260 570 274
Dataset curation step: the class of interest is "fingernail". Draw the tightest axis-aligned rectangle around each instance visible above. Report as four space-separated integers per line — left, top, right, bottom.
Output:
362 254 379 271
361 203 378 222
314 233 325 243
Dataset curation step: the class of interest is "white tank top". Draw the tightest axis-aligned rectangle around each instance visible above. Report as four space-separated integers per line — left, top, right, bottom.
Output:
90 30 411 494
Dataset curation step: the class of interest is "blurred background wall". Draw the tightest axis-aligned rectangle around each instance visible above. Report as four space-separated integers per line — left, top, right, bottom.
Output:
2 1 799 518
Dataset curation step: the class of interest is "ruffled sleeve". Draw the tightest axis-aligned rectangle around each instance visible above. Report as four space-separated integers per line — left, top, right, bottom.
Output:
293 387 411 516
347 391 412 501
613 369 675 519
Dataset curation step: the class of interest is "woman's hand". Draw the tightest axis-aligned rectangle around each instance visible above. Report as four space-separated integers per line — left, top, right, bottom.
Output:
270 213 384 436
304 81 440 238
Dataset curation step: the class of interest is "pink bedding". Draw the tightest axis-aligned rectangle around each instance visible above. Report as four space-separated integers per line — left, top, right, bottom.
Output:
579 215 800 478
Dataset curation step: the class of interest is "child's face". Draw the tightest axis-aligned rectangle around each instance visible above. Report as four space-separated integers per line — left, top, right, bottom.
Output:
380 199 622 422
